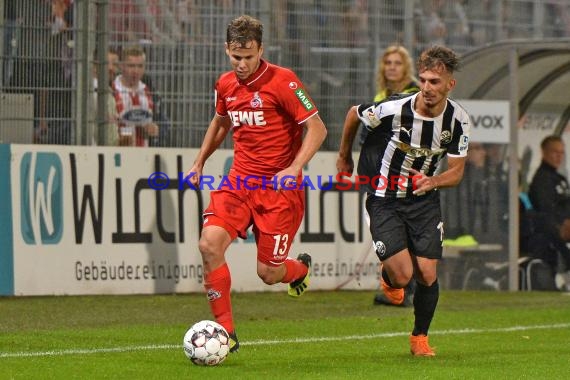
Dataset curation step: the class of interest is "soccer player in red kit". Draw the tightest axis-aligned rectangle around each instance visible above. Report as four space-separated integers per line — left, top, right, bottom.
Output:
186 15 327 353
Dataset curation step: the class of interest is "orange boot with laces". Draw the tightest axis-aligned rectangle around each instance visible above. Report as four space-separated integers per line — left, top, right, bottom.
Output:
410 334 436 357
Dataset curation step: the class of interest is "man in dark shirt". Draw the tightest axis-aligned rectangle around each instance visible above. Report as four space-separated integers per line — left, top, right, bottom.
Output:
528 135 570 280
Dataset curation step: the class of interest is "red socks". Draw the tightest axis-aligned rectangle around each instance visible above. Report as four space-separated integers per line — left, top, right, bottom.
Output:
281 257 308 283
204 263 234 334
204 259 308 333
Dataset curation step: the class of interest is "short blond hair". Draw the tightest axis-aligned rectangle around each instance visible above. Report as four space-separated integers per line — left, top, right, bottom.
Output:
121 45 145 61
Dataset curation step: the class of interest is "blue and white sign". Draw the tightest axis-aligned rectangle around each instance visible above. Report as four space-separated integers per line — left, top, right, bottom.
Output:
20 152 64 245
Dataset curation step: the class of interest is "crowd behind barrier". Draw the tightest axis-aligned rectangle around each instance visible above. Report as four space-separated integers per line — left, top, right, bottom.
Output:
1 0 569 148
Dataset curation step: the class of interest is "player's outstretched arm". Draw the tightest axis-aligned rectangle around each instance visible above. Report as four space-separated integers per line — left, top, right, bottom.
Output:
336 106 360 175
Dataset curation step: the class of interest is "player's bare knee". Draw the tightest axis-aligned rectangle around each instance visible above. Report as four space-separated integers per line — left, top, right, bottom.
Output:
198 237 214 256
198 237 225 266
257 269 278 285
415 272 437 286
392 273 413 288
388 267 413 288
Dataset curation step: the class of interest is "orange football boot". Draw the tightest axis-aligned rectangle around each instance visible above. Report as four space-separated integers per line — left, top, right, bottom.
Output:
410 334 436 357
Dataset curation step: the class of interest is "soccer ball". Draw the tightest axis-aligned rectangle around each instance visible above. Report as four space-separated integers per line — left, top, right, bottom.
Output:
183 320 230 366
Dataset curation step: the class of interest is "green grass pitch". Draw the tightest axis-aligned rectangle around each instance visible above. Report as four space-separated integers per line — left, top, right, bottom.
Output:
1 290 569 379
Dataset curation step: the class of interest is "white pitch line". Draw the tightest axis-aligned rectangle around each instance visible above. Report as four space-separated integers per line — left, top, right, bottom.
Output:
1 323 569 359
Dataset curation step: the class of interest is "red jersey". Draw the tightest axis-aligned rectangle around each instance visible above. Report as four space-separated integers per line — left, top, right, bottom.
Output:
112 76 155 147
215 59 319 178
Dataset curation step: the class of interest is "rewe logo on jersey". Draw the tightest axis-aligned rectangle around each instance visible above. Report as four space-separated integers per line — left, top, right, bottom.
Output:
228 110 267 127
20 152 63 245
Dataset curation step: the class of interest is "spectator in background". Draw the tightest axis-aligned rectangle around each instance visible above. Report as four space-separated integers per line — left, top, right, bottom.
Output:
465 143 489 233
419 0 447 47
106 48 120 83
51 0 71 34
527 135 570 285
109 0 151 43
484 143 509 243
35 0 74 144
501 0 533 39
444 0 472 50
544 1 570 37
343 0 369 48
2 0 19 89
451 142 488 244
442 143 508 247
343 0 371 137
373 45 419 102
90 48 120 146
466 0 494 45
176 0 201 42
360 45 419 146
4 1 48 142
112 45 170 147
529 136 570 237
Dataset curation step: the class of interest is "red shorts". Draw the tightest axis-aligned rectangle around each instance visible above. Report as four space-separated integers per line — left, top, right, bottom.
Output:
203 183 305 266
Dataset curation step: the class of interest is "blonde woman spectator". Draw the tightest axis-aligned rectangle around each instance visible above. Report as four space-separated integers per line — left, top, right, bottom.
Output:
373 45 419 102
359 45 419 144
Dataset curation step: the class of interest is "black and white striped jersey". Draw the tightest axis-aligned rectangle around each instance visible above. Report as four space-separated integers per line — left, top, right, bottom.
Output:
356 92 470 198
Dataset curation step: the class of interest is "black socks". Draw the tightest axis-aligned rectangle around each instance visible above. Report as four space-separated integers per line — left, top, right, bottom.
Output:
412 279 439 336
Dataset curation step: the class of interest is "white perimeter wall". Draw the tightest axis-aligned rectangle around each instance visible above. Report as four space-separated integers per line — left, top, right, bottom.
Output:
1 144 377 295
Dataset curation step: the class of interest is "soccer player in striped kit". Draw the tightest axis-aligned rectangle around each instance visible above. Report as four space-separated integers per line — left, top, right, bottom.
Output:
337 46 470 356
186 15 327 353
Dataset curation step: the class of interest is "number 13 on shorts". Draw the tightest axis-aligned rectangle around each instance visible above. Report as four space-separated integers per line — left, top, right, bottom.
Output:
272 234 289 257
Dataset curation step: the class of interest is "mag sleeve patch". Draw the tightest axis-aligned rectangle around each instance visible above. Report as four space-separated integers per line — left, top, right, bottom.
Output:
358 104 381 128
459 135 469 153
294 88 314 111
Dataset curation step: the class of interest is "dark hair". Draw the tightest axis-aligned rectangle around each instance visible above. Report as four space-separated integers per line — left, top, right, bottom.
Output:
108 47 120 57
226 15 263 48
417 45 461 74
541 135 562 150
92 47 120 62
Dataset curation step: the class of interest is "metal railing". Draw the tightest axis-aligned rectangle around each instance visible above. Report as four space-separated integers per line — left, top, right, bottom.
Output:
0 0 568 148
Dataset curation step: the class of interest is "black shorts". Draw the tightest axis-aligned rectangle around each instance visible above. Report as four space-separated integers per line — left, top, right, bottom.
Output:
366 190 443 261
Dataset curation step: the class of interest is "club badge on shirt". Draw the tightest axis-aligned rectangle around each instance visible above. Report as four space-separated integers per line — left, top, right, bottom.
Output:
250 92 263 108
440 130 452 145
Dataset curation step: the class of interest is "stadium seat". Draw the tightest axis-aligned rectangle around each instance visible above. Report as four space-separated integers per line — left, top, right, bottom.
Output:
462 257 550 291
518 257 556 291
